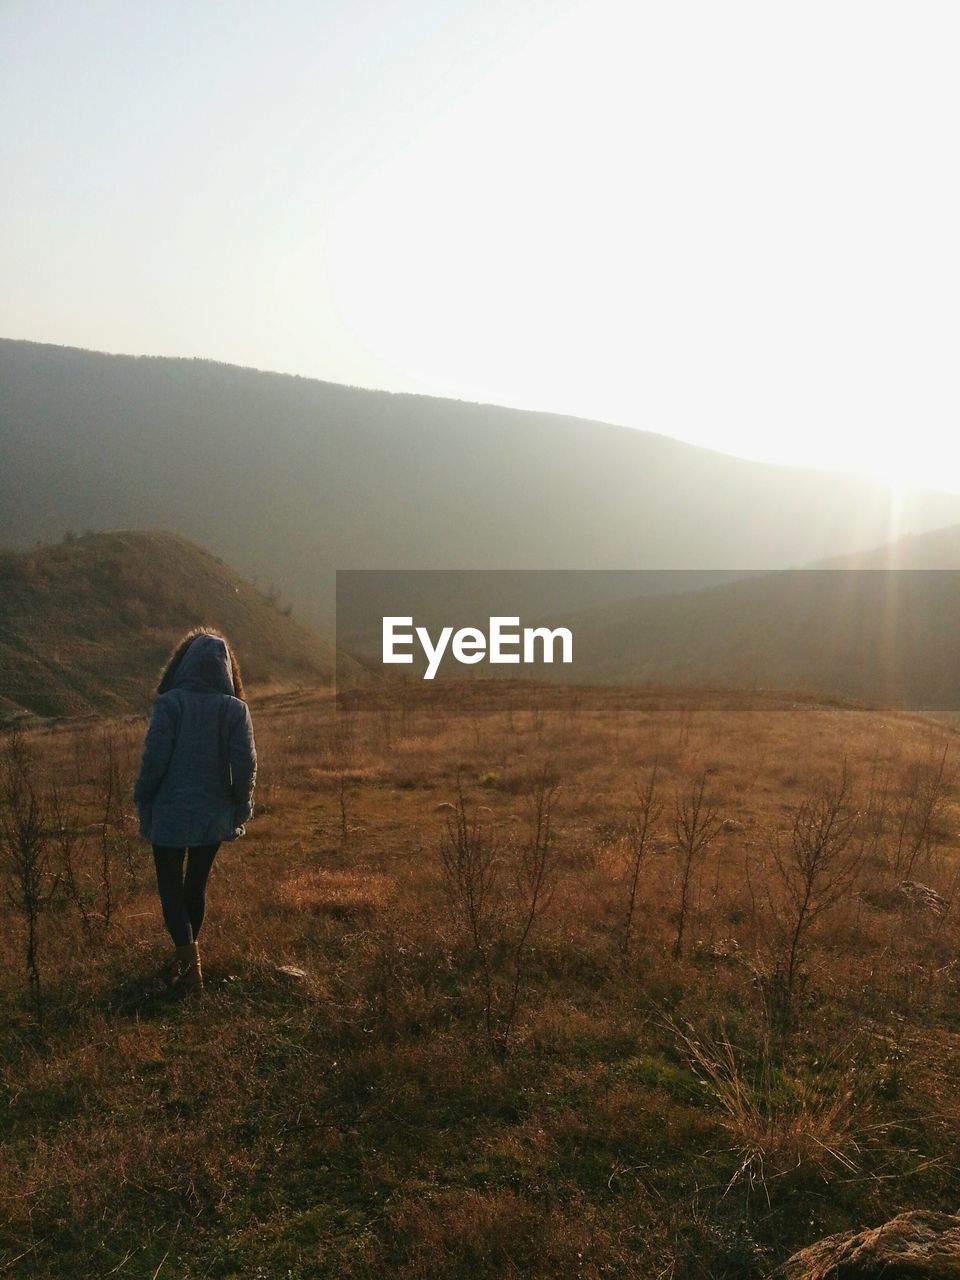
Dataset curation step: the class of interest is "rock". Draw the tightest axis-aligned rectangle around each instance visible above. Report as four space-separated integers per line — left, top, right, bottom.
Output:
775 1210 960 1278
275 964 310 982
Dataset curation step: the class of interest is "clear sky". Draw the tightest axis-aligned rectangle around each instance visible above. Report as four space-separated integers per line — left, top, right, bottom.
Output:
2 1 958 489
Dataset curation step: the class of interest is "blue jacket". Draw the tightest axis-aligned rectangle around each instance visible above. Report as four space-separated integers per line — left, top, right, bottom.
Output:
134 634 257 847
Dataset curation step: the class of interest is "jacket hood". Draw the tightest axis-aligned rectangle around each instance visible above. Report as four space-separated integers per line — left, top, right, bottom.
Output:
172 634 235 696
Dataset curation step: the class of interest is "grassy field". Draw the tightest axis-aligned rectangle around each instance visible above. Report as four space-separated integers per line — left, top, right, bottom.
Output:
2 682 960 1278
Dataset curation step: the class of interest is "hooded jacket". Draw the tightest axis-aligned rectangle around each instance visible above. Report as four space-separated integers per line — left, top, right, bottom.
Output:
133 634 257 847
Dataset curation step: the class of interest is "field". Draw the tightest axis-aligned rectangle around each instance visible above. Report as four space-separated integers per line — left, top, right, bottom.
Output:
2 683 960 1278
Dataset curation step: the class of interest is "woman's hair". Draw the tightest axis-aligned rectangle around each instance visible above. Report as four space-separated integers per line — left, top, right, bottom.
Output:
156 628 245 699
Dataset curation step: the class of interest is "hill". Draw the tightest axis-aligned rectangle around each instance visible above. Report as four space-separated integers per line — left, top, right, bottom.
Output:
0 530 336 719
813 522 960 569
4 339 960 627
558 558 960 708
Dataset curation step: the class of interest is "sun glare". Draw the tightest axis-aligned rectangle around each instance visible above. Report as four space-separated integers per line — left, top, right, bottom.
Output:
329 0 960 492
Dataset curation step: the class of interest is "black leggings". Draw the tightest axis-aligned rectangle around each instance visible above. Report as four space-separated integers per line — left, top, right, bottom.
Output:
152 844 220 947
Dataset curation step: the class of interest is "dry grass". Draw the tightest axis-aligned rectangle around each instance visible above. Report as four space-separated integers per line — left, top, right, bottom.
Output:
2 682 960 1277
665 1012 863 1199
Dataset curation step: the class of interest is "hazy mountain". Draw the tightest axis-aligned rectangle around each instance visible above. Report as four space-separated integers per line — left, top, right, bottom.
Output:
0 531 335 719
813 523 960 569
3 339 960 628
555 557 960 709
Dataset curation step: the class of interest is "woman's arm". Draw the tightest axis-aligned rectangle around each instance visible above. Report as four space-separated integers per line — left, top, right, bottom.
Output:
133 696 178 804
229 702 258 821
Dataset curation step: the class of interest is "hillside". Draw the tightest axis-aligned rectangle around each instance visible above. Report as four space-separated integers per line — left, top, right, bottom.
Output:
559 563 960 709
0 530 336 719
4 340 960 627
813 522 960 569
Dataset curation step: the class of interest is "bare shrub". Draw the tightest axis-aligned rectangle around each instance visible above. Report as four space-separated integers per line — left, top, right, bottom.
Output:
50 781 93 939
439 766 559 1057
892 743 951 877
620 761 662 957
0 732 59 1018
50 729 133 937
334 764 352 845
325 710 366 846
856 753 895 870
439 773 504 1049
766 766 862 1022
500 765 560 1053
91 728 130 929
672 770 723 960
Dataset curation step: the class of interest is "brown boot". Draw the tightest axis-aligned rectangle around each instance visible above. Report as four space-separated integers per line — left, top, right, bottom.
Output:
169 941 203 994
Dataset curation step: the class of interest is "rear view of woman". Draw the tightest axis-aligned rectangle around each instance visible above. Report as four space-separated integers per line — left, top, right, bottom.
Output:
134 629 257 993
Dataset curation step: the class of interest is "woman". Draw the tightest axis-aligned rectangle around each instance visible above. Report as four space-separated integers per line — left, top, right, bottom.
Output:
134 629 257 993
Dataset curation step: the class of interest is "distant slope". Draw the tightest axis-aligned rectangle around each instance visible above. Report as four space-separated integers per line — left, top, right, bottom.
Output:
812 523 960 569
3 339 960 627
0 531 335 719
565 563 960 709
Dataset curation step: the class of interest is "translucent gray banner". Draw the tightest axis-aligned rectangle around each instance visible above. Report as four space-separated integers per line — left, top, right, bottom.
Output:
336 569 960 710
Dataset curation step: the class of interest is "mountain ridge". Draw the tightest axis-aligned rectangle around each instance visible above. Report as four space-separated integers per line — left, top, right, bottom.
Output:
0 333 918 482
4 338 960 629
